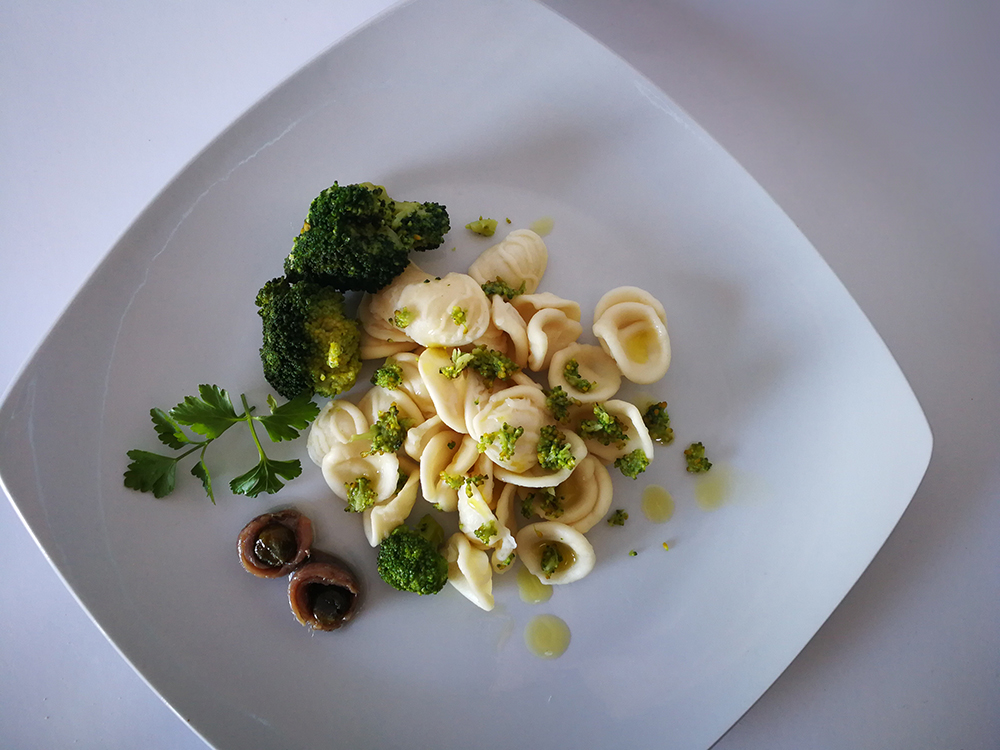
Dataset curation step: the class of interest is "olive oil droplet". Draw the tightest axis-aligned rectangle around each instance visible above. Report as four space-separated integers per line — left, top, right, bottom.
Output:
517 565 553 604
624 328 656 364
695 469 731 510
530 216 554 236
524 614 570 659
641 485 675 522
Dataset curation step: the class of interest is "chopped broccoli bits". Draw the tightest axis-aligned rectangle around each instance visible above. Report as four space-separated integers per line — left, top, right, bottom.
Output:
481 276 526 301
607 509 629 526
478 422 524 461
563 358 594 392
614 449 650 479
466 216 498 236
536 425 577 471
539 543 563 578
344 476 377 512
439 345 519 387
392 307 413 329
473 521 498 544
684 442 712 473
450 306 469 332
579 404 629 447
544 386 581 423
370 359 403 389
355 404 411 455
643 401 674 444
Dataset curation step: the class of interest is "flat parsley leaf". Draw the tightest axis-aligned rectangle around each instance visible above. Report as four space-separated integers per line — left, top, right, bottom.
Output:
150 408 192 449
257 392 321 442
123 450 178 498
229 457 302 498
169 384 241 439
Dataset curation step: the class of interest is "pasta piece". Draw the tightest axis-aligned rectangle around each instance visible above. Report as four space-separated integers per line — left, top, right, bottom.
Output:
359 328 419 361
525 307 583 371
320 439 400 505
306 399 368 465
468 228 548 295
490 295 529 369
468 384 550 473
547 342 622 404
516 521 596 585
393 273 491 347
581 399 656 464
510 292 581 325
592 300 671 383
358 385 424 431
419 432 480 512
417 347 470 433
495 428 587 488
553 455 614 533
593 286 667 325
444 532 494 611
389 352 436 418
362 457 420 546
365 261 433 329
403 414 451 461
458 482 514 566
491 483 519 573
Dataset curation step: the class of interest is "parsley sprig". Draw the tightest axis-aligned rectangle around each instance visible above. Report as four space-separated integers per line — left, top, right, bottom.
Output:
123 384 319 502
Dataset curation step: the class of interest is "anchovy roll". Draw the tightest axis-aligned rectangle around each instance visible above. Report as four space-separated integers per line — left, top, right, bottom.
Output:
238 509 313 578
287 552 362 631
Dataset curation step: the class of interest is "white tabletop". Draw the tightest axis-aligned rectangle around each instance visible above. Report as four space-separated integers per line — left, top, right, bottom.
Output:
2 1 997 748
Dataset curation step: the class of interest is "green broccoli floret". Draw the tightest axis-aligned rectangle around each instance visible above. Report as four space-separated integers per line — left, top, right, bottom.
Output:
451 305 469 332
522 487 563 519
579 404 630 447
392 307 413 329
283 182 449 293
344 476 377 512
615 448 650 479
684 442 712 473
439 472 486 498
563 358 594 392
376 514 449 595
536 425 577 471
354 404 411 455
544 385 582 423
477 422 524 461
473 521 498 544
539 543 563 578
255 276 362 399
466 216 498 236
643 401 674 445
439 345 520 387
390 199 451 251
607 509 629 526
370 359 403 389
481 276 526 300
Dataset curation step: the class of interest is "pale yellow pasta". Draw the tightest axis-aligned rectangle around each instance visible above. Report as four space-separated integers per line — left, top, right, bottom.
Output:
516 521 596 585
468 228 548 294
358 385 424 431
547 342 622 403
491 483 519 573
525 307 583 371
592 300 671 383
593 286 667 325
402 414 450 462
386 352 436 418
458 483 514 568
444 532 494 611
468 384 549 473
495 428 587 488
581 399 656 464
359 328 419 361
306 399 369 466
418 432 480 512
554 455 614 533
393 273 491 347
510 292 581 326
362 457 420 546
320 439 400 505
417 347 470 433
490 295 530 369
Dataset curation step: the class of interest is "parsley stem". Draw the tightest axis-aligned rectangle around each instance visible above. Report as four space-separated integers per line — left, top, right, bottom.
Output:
240 393 266 461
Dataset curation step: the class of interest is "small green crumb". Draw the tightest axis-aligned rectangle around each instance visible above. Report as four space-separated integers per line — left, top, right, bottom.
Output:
628 549 638 557
505 217 512 223
684 442 712 473
466 216 498 236
662 542 669 551
607 509 629 526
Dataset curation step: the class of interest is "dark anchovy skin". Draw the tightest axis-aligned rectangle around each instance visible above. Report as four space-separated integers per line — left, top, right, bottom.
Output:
237 509 313 578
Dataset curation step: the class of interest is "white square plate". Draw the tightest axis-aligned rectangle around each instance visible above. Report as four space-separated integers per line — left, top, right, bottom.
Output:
0 0 931 747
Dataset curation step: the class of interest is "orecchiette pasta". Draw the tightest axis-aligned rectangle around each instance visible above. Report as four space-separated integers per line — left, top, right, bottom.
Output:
468 228 548 295
357 385 424 432
593 286 667 325
525 307 583 371
458 482 514 567
468 384 550 473
510 292 581 325
547 342 622 404
388 351 436 418
593 300 671 383
307 399 369 465
320 438 400 505
490 295 530 369
444 532 495 611
418 432 480 512
418 347 471 433
491 483 520 573
550 454 614 533
362 457 420 546
516 521 596 585
581 399 656 464
403 414 451 462
393 273 491 347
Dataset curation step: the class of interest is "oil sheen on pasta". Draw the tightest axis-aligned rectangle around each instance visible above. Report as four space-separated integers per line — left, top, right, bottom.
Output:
641 485 674 522
625 328 657 364
524 614 570 659
517 565 553 603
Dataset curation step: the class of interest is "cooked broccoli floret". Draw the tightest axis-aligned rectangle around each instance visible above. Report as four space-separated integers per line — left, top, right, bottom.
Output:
466 216 498 236
354 404 411 455
283 182 449 293
392 307 413 329
439 472 486 497
684 442 712 473
643 401 674 445
439 345 519 387
255 276 362 399
344 476 377 512
544 385 582 423
536 425 577 471
579 404 630 447
376 514 449 595
539 543 562 578
481 276 526 301
451 305 469 332
607 509 629 526
477 422 524 461
370 359 403 389
473 521 498 544
563 358 594 392
522 487 563 519
615 448 650 479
